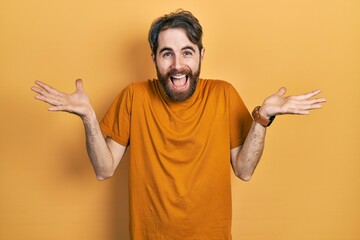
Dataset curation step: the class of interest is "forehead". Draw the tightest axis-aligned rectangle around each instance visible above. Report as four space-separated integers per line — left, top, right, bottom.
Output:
157 28 198 52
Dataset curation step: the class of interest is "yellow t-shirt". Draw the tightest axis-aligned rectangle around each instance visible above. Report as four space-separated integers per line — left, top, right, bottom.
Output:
100 79 252 240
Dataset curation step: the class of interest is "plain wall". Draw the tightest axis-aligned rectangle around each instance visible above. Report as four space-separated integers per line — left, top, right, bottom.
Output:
1 0 359 239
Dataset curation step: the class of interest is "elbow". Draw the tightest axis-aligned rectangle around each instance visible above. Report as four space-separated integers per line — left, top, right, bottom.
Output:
96 171 114 181
232 160 257 182
239 174 252 182
234 170 253 182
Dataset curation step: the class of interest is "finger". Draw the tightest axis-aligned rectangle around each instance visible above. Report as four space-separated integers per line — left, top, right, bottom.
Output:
294 89 322 100
306 97 327 105
298 103 323 110
32 86 58 98
287 101 324 113
31 86 44 95
32 85 65 105
35 80 63 96
309 103 323 109
75 79 84 92
292 110 310 115
291 98 326 110
48 105 66 112
48 104 75 113
285 106 310 115
276 87 287 96
35 94 63 106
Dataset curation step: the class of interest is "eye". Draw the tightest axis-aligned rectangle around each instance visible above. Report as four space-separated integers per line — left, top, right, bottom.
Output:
183 51 193 56
162 52 173 58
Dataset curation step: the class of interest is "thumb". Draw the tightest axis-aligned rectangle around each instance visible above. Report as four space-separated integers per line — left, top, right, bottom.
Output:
75 79 84 92
276 87 287 96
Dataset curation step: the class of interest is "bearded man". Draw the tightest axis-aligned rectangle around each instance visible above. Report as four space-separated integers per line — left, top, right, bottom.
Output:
32 10 326 240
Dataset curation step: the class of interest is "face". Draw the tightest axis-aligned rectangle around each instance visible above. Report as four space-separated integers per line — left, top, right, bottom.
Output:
152 28 205 102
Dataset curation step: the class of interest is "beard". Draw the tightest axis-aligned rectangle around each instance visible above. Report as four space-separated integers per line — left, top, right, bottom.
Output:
156 63 201 102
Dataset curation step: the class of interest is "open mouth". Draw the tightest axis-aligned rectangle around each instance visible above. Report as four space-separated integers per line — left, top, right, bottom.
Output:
169 74 189 91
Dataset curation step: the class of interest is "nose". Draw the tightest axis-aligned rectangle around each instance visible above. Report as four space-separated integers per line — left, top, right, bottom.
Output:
173 54 184 70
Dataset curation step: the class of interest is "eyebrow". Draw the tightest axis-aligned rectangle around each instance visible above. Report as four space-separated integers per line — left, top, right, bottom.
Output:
158 45 196 54
182 46 196 52
159 47 173 54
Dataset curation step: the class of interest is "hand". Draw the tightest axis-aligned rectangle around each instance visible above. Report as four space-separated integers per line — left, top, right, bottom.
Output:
31 79 94 119
260 87 327 118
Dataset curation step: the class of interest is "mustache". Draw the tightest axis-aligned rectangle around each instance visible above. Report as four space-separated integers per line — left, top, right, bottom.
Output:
166 68 192 77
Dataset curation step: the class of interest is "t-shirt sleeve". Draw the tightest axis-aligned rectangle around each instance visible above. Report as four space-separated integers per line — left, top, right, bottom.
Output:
228 84 253 149
99 84 133 147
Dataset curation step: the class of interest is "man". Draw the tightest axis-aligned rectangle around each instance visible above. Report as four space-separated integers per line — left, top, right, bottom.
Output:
32 10 326 240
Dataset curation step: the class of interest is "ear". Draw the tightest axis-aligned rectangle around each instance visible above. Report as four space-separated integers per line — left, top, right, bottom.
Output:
200 48 205 62
151 53 156 64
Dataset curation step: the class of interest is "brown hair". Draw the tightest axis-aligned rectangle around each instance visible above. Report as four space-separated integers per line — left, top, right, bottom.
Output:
148 9 203 56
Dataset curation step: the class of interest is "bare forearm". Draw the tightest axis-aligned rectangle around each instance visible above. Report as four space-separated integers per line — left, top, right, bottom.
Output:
31 79 119 180
233 122 266 181
231 87 326 181
82 110 114 180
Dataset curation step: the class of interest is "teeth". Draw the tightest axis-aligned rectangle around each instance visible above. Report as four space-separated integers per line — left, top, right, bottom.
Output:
171 75 186 79
170 74 187 88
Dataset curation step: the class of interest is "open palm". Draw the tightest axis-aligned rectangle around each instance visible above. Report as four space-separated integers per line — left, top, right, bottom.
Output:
31 79 92 118
261 87 327 118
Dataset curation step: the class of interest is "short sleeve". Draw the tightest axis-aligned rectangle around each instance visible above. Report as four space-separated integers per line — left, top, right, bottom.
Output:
99 84 133 147
228 84 253 149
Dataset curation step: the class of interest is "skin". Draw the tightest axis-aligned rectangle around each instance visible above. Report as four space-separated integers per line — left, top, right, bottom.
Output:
31 79 125 180
152 28 204 101
31 28 326 181
230 87 326 180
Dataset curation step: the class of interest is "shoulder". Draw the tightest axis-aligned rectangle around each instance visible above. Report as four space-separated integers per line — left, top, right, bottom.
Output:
119 80 153 97
201 79 234 88
130 79 159 92
120 80 162 102
200 79 238 94
128 81 148 91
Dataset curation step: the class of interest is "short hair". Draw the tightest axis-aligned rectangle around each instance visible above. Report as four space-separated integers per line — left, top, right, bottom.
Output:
148 9 203 55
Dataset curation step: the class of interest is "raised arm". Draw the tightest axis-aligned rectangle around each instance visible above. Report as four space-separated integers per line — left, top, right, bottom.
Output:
31 79 126 180
231 87 327 181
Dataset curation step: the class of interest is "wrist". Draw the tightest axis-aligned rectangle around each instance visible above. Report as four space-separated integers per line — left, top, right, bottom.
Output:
81 107 97 123
258 105 272 119
252 106 276 127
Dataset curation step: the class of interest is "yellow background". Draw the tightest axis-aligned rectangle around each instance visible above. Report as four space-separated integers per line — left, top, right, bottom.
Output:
1 0 359 239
